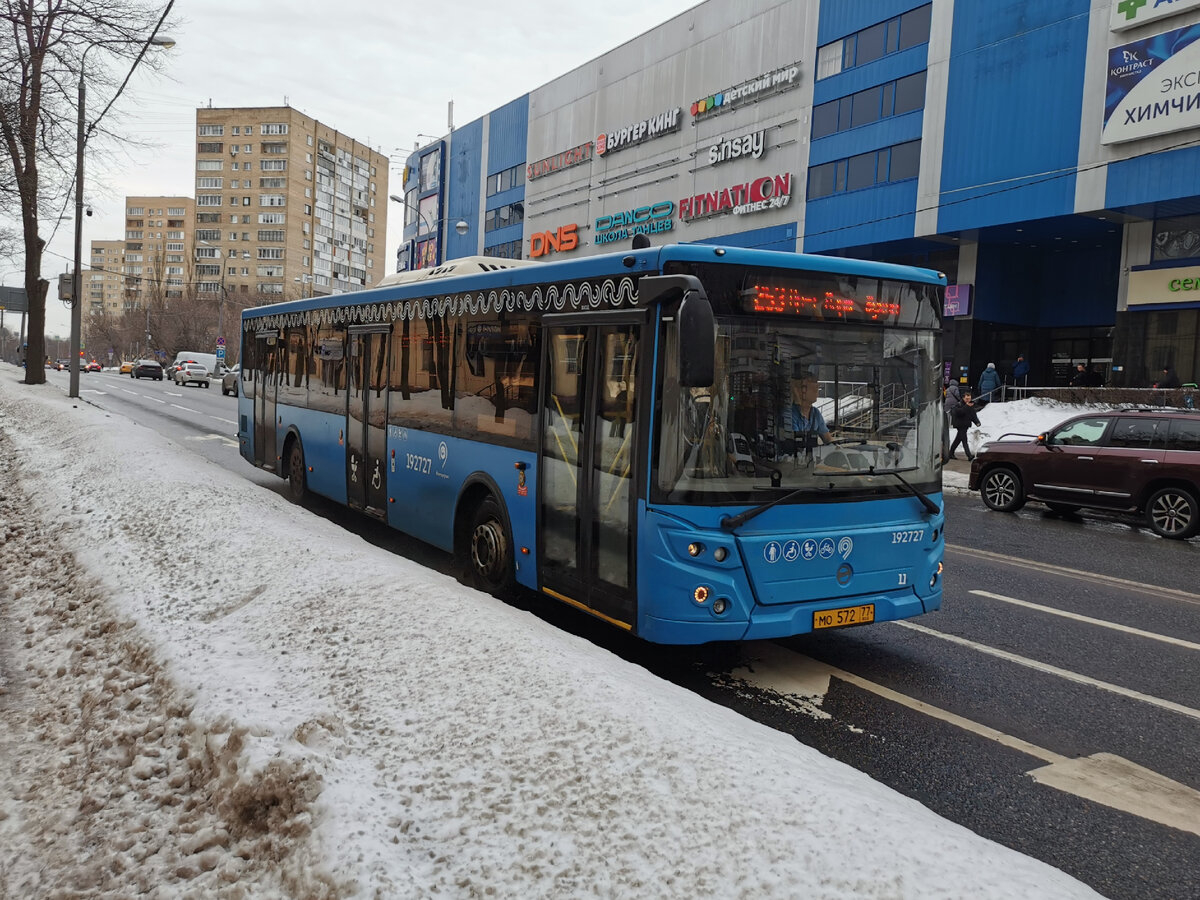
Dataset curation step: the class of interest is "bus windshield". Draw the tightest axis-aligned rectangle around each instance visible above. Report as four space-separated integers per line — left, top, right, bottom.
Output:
655 265 942 504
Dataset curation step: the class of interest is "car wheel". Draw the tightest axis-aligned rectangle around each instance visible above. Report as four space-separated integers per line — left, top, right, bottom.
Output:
286 440 307 504
464 496 516 596
980 467 1025 512
1045 502 1080 516
1146 487 1199 540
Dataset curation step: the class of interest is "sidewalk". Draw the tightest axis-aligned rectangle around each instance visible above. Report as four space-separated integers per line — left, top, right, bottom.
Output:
942 455 972 493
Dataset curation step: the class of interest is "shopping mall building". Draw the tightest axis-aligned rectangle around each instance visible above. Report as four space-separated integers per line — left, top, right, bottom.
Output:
395 0 1200 388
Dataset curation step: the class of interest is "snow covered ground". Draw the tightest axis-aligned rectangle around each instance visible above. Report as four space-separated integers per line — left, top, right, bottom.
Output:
0 371 1103 899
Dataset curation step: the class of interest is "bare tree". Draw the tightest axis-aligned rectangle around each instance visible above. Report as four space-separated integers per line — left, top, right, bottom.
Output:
0 0 174 385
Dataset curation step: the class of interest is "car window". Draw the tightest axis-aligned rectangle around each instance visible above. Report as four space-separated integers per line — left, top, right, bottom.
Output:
1167 417 1200 451
1107 417 1167 449
1050 417 1109 446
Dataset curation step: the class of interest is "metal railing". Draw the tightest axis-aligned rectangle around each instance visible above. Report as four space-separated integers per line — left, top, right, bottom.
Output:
1000 384 1197 408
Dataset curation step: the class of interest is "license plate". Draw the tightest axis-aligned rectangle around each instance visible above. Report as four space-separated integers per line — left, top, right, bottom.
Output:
813 603 876 630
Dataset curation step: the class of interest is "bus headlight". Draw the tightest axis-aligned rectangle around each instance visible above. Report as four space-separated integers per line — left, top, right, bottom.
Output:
693 586 710 604
712 597 729 615
688 542 705 557
713 547 728 562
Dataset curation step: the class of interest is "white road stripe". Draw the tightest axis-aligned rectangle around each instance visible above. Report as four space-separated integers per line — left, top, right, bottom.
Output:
209 416 237 425
970 589 1200 652
895 620 1200 722
734 643 1200 836
145 396 165 404
947 544 1200 606
170 404 198 413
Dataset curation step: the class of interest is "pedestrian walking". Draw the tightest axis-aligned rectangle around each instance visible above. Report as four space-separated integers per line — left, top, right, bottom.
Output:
976 363 1002 406
1154 366 1182 389
943 379 962 459
946 391 981 461
1011 354 1029 388
1070 363 1089 387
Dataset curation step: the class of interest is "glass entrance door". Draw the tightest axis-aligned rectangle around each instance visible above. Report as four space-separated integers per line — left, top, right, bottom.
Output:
346 328 389 517
540 321 641 626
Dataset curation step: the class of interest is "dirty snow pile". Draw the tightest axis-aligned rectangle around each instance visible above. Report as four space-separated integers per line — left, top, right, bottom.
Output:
0 373 1101 899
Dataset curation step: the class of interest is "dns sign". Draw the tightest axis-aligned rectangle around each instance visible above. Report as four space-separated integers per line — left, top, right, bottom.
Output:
529 223 579 258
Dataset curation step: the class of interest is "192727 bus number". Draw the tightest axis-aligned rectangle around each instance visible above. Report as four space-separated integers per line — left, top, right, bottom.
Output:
406 453 433 474
892 529 924 543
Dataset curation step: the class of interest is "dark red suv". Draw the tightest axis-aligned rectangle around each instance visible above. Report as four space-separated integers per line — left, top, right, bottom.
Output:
968 409 1200 539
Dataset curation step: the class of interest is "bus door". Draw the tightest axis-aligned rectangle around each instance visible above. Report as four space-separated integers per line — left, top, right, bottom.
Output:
253 330 280 470
539 317 644 628
346 326 390 518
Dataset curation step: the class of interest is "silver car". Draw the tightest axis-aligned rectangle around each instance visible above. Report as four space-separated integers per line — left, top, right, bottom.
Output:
221 364 241 396
174 362 211 388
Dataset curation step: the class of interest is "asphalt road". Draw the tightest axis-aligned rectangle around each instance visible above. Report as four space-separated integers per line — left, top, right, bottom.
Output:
54 368 1200 899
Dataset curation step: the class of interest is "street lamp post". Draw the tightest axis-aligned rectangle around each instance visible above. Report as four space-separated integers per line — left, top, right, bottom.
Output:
387 194 469 271
70 35 174 398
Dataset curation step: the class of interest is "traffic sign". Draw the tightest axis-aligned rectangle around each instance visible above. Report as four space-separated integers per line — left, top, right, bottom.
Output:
216 347 226 359
217 337 225 346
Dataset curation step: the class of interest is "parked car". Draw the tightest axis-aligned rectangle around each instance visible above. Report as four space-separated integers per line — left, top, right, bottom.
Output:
174 362 211 388
221 364 241 396
969 409 1200 539
118 360 135 375
132 359 164 381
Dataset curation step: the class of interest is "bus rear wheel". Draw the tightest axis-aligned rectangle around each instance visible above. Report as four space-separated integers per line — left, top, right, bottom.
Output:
287 440 307 504
466 496 515 596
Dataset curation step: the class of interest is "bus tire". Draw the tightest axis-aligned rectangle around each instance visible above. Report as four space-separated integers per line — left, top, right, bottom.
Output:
465 496 515 596
286 439 307 504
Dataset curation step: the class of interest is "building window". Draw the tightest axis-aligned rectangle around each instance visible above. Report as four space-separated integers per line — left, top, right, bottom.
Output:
261 194 286 207
258 230 286 242
197 212 221 223
261 159 287 171
816 4 932 80
197 142 222 154
258 248 284 259
486 163 525 197
262 142 287 154
196 229 221 242
197 177 223 189
197 194 222 207
259 212 286 224
198 124 224 136
483 202 524 233
260 177 286 189
261 123 288 135
483 239 523 260
259 283 284 293
807 139 921 199
127 206 144 215
814 72 927 139
1152 215 1200 261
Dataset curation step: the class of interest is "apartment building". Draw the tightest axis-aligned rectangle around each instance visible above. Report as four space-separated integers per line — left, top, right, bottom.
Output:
87 240 126 314
193 106 388 301
122 196 195 306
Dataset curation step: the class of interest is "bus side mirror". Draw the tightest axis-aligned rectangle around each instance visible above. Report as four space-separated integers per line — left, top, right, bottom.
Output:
678 290 714 388
637 274 714 388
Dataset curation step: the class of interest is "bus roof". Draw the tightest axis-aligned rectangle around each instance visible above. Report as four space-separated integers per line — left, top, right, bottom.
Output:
245 244 946 320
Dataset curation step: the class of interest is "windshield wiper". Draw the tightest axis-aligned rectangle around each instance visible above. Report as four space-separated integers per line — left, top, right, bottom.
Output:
820 464 940 515
720 485 814 531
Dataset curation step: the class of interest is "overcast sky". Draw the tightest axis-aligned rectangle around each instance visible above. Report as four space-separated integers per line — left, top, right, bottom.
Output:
15 0 703 338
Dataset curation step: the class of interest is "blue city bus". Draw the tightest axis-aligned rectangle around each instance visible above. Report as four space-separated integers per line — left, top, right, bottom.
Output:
236 243 946 644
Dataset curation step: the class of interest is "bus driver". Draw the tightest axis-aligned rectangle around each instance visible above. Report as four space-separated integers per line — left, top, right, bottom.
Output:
788 372 833 457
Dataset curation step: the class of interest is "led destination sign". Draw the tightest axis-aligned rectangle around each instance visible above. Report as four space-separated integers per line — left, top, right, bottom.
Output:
743 281 903 324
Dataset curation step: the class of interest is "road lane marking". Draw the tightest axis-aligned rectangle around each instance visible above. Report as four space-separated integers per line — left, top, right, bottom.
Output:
82 389 106 395
970 589 1200 652
734 643 1200 837
895 620 1200 722
187 434 238 449
145 396 165 404
170 403 199 413
947 543 1200 606
209 416 237 425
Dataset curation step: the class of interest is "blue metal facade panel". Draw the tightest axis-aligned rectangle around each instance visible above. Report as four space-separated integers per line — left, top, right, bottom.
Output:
486 96 530 173
1105 143 1200 211
938 0 1089 232
811 45 931 105
804 181 920 253
447 119 483 262
975 244 1118 327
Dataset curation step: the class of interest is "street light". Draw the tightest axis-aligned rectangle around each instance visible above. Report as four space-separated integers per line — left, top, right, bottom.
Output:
70 34 175 398
294 274 314 298
388 194 469 270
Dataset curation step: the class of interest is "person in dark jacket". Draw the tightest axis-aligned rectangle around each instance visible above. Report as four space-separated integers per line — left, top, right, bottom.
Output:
1070 363 1089 387
976 363 1002 406
946 391 982 461
1155 366 1182 389
1011 354 1030 387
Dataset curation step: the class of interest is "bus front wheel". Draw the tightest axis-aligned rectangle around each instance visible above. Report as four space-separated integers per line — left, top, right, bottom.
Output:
466 496 515 596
